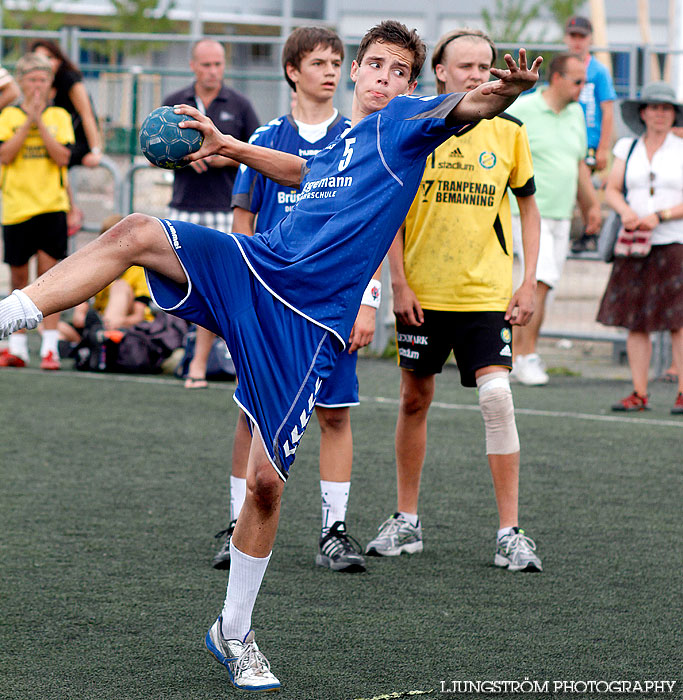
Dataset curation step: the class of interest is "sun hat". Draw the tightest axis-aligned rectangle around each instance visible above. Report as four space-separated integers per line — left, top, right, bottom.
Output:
14 52 54 80
620 81 683 134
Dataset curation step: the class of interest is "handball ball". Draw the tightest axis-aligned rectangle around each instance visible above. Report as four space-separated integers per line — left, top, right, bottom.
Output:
139 106 203 169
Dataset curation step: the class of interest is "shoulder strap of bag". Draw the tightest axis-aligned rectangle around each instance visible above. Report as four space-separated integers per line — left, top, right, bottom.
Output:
622 138 638 199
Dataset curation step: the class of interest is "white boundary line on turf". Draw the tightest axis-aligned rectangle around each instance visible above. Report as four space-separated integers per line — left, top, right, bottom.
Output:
370 395 683 428
8 368 683 428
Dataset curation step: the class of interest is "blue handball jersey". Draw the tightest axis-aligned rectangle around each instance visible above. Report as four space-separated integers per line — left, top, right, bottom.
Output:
234 92 467 349
232 112 352 232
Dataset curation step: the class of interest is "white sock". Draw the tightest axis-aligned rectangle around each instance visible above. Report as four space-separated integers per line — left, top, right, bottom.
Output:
498 526 516 541
8 333 29 361
221 541 271 641
399 511 419 527
320 480 350 533
0 290 43 339
230 476 247 522
40 329 59 357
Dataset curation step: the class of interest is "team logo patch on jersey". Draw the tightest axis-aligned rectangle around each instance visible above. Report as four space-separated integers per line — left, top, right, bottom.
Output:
479 151 497 169
500 328 512 344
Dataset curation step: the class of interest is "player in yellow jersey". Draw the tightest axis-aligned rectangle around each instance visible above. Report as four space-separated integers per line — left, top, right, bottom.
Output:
366 29 543 571
0 53 74 370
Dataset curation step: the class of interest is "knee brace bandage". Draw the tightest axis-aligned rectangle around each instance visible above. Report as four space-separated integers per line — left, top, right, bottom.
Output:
476 371 519 455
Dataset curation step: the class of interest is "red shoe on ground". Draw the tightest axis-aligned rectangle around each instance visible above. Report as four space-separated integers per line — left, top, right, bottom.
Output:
40 350 61 371
612 391 650 412
0 349 26 367
672 393 683 415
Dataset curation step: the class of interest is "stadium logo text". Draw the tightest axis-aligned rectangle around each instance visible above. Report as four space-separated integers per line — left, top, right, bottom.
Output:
399 348 420 360
438 161 475 171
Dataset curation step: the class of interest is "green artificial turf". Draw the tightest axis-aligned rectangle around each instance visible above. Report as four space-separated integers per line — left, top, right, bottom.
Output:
1 358 681 699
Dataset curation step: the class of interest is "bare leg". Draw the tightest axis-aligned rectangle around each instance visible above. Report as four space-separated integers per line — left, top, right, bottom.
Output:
513 281 550 356
670 328 683 395
395 370 435 514
23 214 185 317
487 453 519 528
102 278 135 330
316 406 352 482
475 367 519 529
231 411 252 480
186 326 215 386
8 264 29 341
231 434 285 558
36 250 62 330
626 331 651 396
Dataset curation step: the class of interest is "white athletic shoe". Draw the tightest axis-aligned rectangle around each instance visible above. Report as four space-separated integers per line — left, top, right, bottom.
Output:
205 617 280 691
365 513 423 556
511 353 549 386
494 527 543 572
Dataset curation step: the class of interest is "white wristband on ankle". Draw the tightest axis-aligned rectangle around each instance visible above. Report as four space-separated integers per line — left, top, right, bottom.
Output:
361 279 381 309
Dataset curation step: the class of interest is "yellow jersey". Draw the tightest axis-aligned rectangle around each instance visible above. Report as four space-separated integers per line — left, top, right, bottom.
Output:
403 113 534 312
94 266 154 323
0 105 74 225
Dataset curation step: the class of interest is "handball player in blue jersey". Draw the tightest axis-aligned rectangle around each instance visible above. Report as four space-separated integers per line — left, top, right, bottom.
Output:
213 26 375 575
0 20 541 691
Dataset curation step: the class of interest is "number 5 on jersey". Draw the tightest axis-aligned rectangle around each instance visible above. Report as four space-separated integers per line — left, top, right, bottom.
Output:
338 137 356 172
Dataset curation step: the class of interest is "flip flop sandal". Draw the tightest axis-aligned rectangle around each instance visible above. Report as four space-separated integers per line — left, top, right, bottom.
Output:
184 376 209 389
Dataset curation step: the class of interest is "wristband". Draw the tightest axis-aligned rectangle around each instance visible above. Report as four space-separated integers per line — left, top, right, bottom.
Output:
659 209 672 222
361 279 381 309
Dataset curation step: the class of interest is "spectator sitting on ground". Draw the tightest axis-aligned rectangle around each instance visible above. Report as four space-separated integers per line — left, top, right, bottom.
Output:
58 214 154 347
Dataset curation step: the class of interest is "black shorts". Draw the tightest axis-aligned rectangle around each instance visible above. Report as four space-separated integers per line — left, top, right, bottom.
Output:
395 310 513 387
3 211 68 266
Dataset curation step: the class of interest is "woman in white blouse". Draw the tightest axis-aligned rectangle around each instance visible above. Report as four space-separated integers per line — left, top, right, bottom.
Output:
597 82 683 414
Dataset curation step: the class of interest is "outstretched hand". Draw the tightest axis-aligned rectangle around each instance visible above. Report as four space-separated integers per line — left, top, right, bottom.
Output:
174 104 233 163
485 49 543 97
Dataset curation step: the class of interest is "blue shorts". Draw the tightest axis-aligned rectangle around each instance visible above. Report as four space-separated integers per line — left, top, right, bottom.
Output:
146 219 341 480
317 350 359 407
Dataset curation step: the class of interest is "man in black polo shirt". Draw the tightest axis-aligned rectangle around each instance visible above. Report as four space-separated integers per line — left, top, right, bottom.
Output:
164 38 259 388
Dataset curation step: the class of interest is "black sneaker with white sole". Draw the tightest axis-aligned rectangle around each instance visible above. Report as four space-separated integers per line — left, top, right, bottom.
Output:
211 519 236 570
315 521 366 573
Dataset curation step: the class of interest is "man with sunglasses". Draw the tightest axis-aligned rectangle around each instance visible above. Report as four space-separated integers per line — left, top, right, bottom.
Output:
507 52 601 386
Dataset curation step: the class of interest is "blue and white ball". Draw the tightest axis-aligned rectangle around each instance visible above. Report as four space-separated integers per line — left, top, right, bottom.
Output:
139 106 203 169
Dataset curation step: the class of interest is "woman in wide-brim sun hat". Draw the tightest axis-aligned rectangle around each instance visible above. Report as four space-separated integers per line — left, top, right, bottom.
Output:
597 81 683 415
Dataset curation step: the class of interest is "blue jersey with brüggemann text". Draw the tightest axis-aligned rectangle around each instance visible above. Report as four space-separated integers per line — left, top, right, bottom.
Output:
234 92 468 348
232 112 351 232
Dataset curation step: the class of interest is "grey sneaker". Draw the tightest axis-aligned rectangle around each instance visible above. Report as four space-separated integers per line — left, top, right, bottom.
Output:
494 527 542 572
211 519 236 570
365 513 423 556
315 521 366 573
205 616 280 691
